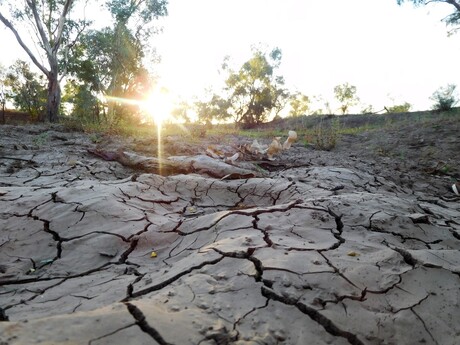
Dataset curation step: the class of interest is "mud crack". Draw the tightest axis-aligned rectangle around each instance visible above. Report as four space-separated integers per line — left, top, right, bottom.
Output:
125 302 173 345
123 256 225 300
261 286 364 345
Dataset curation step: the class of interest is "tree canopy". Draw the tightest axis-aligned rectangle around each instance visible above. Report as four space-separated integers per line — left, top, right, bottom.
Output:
334 83 359 115
0 0 168 122
4 60 47 119
0 0 89 121
397 0 460 34
288 92 310 117
197 47 288 127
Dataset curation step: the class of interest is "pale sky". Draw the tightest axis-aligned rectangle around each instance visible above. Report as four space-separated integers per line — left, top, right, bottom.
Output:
150 0 460 112
1 0 460 113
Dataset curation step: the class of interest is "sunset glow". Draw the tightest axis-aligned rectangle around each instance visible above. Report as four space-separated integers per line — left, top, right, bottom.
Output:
142 87 173 126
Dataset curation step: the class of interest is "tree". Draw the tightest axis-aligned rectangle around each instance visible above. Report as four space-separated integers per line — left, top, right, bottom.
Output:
0 68 6 124
63 79 100 122
3 60 47 119
334 83 359 114
212 47 288 127
65 0 168 124
0 0 167 123
195 94 231 124
430 84 458 110
397 0 460 34
0 0 90 122
288 92 310 117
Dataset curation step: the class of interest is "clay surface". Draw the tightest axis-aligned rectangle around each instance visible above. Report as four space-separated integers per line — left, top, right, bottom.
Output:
0 122 459 345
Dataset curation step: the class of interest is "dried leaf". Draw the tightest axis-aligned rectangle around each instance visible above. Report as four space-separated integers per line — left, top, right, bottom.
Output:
250 139 267 154
452 183 459 195
206 146 223 159
224 152 239 164
267 137 282 160
283 130 298 150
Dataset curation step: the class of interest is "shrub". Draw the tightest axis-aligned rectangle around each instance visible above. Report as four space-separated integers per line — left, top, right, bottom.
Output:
430 84 458 111
313 117 340 150
385 102 411 113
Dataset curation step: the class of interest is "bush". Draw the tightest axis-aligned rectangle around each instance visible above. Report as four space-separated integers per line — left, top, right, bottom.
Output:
430 84 458 111
312 117 340 150
385 102 411 113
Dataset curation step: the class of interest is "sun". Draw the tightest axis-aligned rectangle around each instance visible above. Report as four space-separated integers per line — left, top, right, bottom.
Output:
142 87 173 125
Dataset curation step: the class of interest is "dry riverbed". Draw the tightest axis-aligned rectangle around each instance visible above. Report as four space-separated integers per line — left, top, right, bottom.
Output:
0 118 459 345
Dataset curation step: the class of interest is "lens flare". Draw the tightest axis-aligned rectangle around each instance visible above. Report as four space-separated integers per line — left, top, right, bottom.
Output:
142 89 173 126
142 88 173 176
103 89 173 176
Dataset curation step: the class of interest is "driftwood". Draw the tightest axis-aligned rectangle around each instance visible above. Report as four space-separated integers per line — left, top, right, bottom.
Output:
87 148 264 179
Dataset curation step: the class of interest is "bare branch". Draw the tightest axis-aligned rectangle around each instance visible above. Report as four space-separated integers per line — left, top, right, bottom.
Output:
0 12 49 78
446 0 460 12
53 0 75 55
26 0 53 58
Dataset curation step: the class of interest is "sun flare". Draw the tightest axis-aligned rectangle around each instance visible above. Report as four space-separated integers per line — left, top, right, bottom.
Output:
142 87 173 125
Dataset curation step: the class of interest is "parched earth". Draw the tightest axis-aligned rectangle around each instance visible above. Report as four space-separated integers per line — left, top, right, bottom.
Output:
0 118 459 345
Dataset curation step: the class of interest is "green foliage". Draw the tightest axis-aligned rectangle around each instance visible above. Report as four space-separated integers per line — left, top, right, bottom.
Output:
64 1 168 125
195 95 231 124
106 0 168 24
288 92 310 117
199 47 288 128
312 117 340 150
385 102 412 113
0 0 94 122
3 60 47 119
333 83 359 114
32 131 49 147
63 80 101 122
430 84 459 111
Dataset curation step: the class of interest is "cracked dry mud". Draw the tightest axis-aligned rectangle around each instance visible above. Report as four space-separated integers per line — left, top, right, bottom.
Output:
0 122 459 345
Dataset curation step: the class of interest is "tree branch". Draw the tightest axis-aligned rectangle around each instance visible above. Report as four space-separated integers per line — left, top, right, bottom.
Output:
445 0 460 12
53 0 75 55
0 12 49 78
26 0 53 58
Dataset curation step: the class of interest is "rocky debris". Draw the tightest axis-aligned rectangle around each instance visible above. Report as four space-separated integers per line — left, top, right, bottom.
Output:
0 124 459 345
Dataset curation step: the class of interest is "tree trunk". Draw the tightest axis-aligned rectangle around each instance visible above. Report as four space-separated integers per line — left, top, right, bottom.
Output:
45 71 61 123
1 100 5 124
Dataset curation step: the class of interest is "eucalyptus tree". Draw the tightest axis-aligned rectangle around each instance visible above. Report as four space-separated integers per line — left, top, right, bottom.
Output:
333 83 360 114
202 47 288 127
397 0 460 34
0 0 91 122
0 0 167 123
288 92 310 117
67 0 168 124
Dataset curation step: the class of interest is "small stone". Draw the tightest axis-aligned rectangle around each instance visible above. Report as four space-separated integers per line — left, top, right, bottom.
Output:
408 213 430 224
169 305 181 312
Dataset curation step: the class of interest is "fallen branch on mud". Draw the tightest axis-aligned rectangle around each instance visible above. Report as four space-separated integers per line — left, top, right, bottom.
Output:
87 148 264 179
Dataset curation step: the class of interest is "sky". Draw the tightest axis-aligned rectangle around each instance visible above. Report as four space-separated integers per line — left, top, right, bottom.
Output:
1 0 460 114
